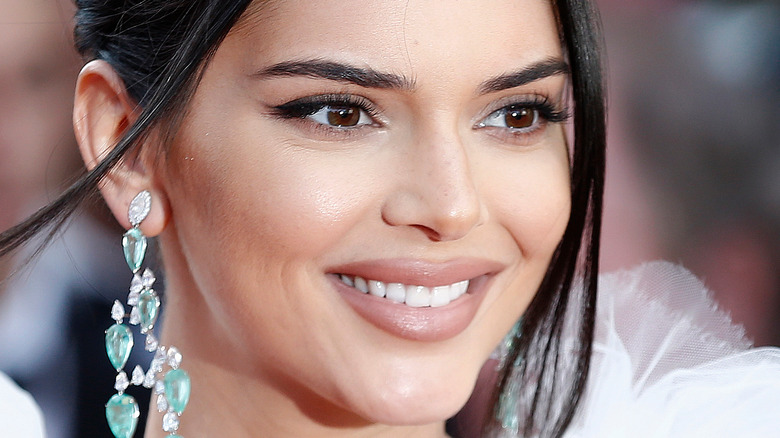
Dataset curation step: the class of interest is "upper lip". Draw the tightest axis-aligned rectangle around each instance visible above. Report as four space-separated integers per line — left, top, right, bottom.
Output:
327 257 505 287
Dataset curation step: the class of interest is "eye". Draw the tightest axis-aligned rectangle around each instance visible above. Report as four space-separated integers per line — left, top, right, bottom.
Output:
308 105 372 128
270 94 379 132
478 104 540 131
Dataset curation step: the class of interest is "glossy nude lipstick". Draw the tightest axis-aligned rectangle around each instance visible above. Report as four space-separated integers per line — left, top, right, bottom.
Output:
328 258 503 342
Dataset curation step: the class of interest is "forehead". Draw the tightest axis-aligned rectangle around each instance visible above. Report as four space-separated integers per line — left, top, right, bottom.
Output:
230 0 562 80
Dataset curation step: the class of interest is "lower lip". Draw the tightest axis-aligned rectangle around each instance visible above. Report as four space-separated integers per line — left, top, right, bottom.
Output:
330 274 492 342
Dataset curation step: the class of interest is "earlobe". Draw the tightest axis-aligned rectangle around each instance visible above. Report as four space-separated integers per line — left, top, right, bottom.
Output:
73 60 169 237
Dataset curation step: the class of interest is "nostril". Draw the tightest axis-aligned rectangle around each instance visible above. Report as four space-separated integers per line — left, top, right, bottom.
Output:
410 224 443 242
381 188 484 242
380 139 485 241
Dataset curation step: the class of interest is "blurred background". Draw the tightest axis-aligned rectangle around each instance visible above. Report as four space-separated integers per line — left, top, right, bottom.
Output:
0 1 148 437
597 0 780 347
0 0 778 437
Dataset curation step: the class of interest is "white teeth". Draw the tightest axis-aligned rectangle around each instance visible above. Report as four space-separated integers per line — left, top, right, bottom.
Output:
405 285 430 308
385 283 406 303
430 286 451 308
337 275 470 307
340 274 354 287
450 280 469 300
368 280 386 297
354 276 369 293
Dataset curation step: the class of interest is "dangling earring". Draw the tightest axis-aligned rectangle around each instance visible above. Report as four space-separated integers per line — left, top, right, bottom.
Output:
490 317 522 367
492 318 523 435
105 190 191 438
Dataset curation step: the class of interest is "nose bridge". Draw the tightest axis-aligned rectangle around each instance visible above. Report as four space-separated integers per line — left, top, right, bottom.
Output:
382 119 484 241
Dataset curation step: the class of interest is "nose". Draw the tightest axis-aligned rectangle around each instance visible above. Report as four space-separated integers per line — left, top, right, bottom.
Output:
381 128 485 242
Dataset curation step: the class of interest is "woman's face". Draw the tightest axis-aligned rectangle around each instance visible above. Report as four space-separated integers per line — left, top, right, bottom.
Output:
159 0 570 428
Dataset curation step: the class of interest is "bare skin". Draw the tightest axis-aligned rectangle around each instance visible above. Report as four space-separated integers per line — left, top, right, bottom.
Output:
75 1 571 436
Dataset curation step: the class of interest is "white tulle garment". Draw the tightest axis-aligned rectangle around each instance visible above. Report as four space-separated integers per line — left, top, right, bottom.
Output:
0 371 45 437
564 262 780 437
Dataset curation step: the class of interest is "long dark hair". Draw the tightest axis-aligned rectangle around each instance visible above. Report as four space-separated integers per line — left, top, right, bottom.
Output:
0 1 605 437
481 1 605 436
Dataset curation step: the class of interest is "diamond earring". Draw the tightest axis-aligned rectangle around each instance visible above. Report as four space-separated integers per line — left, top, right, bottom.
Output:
105 190 191 438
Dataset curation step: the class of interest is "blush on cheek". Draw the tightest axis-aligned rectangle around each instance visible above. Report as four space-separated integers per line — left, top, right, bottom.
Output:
495 173 571 259
206 155 372 261
530 191 571 253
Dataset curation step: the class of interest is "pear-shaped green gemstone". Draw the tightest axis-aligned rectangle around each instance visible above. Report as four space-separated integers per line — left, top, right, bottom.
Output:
122 228 147 273
137 290 160 332
105 324 133 371
164 369 191 414
106 393 139 438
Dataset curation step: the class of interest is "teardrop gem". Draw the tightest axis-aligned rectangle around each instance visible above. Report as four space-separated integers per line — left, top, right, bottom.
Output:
122 228 147 273
131 365 144 386
105 393 140 438
105 324 133 371
137 289 160 333
164 369 191 414
111 300 125 322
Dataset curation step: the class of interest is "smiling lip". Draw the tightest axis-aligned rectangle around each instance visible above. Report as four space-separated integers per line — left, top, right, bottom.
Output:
328 258 503 342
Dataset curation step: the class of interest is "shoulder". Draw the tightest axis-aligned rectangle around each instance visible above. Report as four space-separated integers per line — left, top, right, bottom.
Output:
0 372 46 437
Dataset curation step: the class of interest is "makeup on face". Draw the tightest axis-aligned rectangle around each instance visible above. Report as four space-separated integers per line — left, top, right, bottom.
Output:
158 0 572 432
329 257 505 341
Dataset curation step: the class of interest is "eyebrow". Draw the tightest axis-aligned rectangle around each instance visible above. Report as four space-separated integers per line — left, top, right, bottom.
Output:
253 59 415 90
478 58 569 94
253 57 568 93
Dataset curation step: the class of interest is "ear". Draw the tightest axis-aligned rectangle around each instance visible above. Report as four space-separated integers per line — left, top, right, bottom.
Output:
73 60 169 236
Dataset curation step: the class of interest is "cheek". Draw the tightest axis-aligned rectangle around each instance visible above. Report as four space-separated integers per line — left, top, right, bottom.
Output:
487 149 571 260
161 123 392 356
467 131 571 350
161 132 368 366
166 132 367 270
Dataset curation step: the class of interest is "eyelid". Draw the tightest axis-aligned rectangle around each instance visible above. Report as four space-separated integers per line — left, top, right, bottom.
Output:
308 105 373 127
268 93 385 140
472 95 571 147
477 95 569 124
477 106 540 131
270 94 382 123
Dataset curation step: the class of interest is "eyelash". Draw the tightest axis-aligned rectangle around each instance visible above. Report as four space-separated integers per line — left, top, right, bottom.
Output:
478 96 569 131
269 94 570 141
270 94 380 130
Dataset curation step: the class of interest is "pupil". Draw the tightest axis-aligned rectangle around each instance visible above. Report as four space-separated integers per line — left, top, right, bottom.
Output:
505 107 534 129
327 107 360 126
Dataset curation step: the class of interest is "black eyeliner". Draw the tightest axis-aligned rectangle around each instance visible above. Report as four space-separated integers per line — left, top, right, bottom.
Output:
270 94 379 120
503 96 570 124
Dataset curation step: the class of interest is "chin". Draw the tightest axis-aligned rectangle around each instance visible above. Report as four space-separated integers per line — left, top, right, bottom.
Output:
350 370 478 427
363 398 467 427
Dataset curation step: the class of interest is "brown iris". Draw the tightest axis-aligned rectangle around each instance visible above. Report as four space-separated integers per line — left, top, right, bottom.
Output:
326 106 361 127
505 106 536 129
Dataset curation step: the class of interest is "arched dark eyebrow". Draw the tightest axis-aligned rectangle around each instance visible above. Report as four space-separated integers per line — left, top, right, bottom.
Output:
253 58 567 93
253 59 415 90
478 58 569 94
